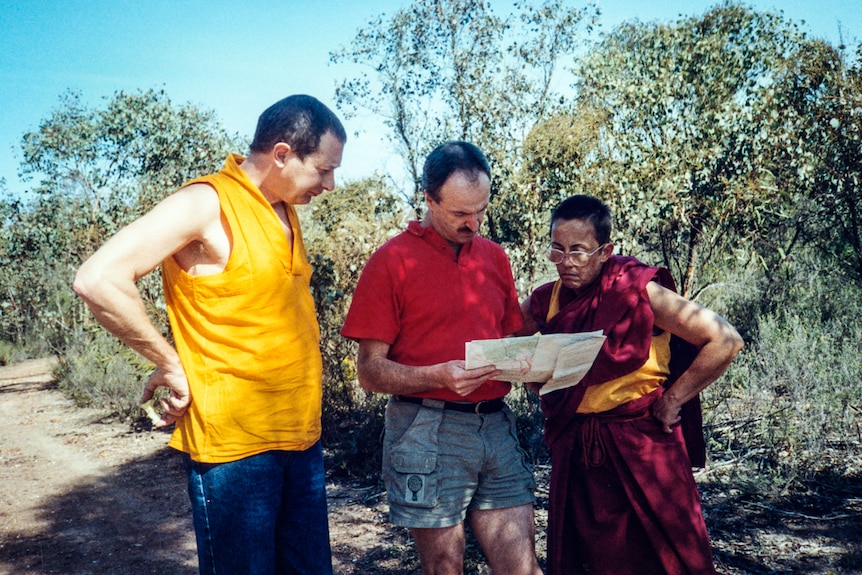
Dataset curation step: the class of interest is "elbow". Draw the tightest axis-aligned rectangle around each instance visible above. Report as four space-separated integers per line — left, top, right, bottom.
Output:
356 368 385 394
72 260 107 308
355 342 390 394
355 362 378 393
733 333 745 356
356 371 373 393
726 327 745 359
72 265 95 303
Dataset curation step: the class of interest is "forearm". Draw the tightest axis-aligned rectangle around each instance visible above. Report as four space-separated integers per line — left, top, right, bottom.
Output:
658 329 744 421
652 343 736 433
663 343 736 406
648 281 744 422
74 273 182 372
357 354 443 395
355 338 501 397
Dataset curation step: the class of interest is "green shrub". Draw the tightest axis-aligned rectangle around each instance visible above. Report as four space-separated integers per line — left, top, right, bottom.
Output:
703 261 862 490
58 326 154 418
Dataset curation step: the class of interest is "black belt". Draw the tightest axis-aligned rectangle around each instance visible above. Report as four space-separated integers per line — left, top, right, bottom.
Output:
395 395 505 414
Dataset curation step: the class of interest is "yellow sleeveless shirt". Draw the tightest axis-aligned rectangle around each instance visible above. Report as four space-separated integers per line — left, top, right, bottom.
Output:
164 154 323 462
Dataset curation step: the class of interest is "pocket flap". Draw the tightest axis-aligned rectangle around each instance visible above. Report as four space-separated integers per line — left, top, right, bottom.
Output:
391 450 436 474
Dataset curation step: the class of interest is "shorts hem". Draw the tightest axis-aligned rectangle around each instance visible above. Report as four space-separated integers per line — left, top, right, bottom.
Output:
468 491 536 512
387 512 466 529
388 492 537 529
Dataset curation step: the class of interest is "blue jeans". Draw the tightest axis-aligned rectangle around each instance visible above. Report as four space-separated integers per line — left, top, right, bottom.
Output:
184 441 333 575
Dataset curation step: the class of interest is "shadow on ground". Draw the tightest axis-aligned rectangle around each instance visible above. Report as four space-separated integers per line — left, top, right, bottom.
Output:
0 430 196 575
703 473 862 575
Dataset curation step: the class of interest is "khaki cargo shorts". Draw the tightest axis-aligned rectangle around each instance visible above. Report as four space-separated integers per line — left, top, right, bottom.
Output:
382 396 536 528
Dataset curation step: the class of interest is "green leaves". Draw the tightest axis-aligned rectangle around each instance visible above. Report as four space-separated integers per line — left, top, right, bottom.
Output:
528 3 813 297
331 0 598 214
757 38 862 281
20 89 241 219
2 89 241 351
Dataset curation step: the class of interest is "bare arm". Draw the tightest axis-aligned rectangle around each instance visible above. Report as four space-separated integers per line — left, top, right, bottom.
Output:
73 184 222 427
356 339 501 398
648 282 744 432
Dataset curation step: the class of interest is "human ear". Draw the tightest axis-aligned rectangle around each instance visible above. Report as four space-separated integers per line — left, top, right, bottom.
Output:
273 142 295 166
600 242 614 260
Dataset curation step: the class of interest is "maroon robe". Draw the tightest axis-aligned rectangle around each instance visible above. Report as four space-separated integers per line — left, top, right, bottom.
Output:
530 256 715 575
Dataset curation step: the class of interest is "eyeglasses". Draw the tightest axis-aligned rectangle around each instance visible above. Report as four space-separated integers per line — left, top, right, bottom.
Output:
546 243 607 266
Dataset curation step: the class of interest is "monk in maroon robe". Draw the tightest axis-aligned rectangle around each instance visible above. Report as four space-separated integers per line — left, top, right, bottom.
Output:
518 195 744 575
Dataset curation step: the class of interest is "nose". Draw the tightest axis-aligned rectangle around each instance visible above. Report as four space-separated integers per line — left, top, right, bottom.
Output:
559 253 578 268
466 213 481 232
322 171 335 192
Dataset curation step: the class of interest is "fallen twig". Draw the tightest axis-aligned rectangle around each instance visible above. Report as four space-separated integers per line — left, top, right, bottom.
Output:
746 501 853 521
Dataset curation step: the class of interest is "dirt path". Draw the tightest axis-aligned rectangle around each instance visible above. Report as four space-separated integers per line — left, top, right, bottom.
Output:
1 359 860 574
0 359 409 575
0 358 198 574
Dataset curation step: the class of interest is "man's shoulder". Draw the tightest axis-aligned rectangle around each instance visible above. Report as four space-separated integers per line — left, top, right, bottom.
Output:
605 255 658 280
600 255 673 297
178 179 219 194
355 229 406 273
181 170 226 193
170 182 221 216
470 235 511 264
368 228 416 256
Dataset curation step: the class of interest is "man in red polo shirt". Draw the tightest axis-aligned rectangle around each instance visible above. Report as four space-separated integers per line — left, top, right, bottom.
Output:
341 141 542 575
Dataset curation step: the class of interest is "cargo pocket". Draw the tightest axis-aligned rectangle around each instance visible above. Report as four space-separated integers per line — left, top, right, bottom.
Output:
383 401 443 509
388 449 438 508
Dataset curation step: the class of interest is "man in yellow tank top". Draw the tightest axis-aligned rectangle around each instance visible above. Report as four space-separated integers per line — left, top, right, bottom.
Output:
74 95 346 575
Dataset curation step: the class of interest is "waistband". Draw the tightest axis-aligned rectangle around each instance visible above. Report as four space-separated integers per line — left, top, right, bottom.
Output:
573 386 662 422
573 389 662 468
395 395 505 414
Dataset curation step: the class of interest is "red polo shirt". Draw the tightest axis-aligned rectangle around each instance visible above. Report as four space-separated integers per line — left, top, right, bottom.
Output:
342 221 522 402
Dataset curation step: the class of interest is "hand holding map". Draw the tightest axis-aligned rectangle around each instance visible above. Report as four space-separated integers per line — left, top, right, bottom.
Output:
465 331 606 395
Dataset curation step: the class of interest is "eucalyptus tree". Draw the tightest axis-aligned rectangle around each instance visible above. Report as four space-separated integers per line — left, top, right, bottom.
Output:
755 40 862 284
3 89 239 349
20 89 240 255
542 3 804 298
330 0 597 221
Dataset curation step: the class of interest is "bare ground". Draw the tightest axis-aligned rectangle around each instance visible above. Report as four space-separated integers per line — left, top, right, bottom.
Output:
0 358 859 575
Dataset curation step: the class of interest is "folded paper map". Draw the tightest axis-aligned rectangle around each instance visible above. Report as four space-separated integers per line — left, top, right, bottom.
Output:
140 397 162 425
465 330 606 395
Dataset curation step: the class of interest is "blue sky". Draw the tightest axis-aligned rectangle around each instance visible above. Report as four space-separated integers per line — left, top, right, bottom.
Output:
0 0 858 197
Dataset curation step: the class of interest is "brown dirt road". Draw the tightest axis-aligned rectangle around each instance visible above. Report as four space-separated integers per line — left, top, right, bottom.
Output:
0 357 198 574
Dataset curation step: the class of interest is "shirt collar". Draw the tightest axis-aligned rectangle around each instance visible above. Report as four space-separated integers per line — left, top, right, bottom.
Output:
406 220 475 262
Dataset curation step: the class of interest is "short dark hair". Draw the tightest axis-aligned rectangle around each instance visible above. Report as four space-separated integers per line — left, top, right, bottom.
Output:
422 141 491 202
249 95 346 159
551 195 612 244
